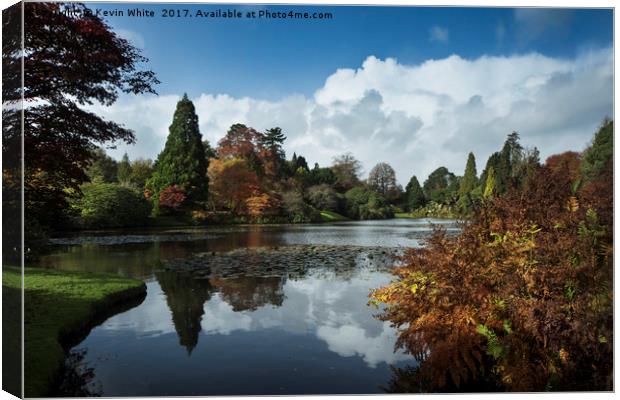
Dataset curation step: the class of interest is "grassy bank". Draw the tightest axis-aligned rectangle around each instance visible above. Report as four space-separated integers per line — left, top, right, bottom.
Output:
152 210 351 226
394 212 458 219
319 210 350 222
394 211 461 220
2 267 147 397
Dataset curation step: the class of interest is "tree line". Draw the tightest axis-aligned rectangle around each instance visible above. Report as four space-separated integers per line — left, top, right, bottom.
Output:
76 93 549 228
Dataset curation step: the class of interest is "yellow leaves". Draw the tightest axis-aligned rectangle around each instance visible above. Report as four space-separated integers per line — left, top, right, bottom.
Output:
566 196 579 212
369 290 389 305
501 373 513 385
492 297 506 310
558 348 569 365
502 320 513 334
465 314 477 326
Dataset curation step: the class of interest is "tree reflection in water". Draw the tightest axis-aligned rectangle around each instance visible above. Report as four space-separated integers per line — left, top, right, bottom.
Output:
210 276 285 312
155 271 215 354
53 348 102 397
155 246 397 355
156 270 287 352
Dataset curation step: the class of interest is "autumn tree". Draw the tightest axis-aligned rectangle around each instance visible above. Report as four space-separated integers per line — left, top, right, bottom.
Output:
146 94 208 211
405 176 426 211
331 152 362 192
546 152 581 183
512 147 540 190
217 124 264 174
159 185 187 213
368 162 398 197
246 192 282 221
2 2 159 230
371 123 613 391
208 158 259 214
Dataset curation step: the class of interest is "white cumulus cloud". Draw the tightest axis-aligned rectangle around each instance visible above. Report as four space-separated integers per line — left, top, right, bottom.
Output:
93 47 612 185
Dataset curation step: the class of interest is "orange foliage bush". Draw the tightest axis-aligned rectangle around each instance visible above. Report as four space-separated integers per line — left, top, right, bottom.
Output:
159 185 186 212
246 192 282 220
371 160 612 391
207 158 259 214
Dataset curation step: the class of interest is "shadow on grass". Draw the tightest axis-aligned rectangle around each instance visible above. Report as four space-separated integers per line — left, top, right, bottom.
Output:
3 267 146 397
2 282 22 397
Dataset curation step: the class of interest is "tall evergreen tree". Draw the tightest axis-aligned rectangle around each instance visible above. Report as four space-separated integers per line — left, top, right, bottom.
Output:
483 166 495 198
261 127 287 177
202 139 216 160
261 127 286 159
580 119 613 183
86 148 118 183
289 153 309 173
480 132 523 195
117 153 132 185
459 152 478 196
146 94 208 208
405 175 426 211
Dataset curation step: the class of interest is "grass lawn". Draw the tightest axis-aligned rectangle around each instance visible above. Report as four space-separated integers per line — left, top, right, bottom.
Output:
394 212 458 220
2 266 146 397
320 210 350 222
394 212 415 218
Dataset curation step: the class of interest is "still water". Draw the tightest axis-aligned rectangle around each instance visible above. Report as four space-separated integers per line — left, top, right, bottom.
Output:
41 219 457 396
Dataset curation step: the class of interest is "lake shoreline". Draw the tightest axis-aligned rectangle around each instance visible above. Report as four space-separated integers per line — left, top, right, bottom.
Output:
49 215 459 238
2 267 147 397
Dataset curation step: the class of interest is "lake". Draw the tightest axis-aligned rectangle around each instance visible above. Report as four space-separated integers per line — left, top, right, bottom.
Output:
40 218 458 396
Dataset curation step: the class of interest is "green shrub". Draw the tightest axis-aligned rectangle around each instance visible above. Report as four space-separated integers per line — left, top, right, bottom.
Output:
306 184 339 211
281 190 321 223
344 186 393 220
74 183 151 228
408 201 457 219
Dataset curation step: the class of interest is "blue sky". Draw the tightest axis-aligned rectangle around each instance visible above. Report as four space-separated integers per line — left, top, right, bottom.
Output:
98 5 612 99
87 3 613 184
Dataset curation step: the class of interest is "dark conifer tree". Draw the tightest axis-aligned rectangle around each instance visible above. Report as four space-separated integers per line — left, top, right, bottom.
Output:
261 127 287 177
459 152 478 196
405 175 426 211
146 94 208 209
117 153 132 185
